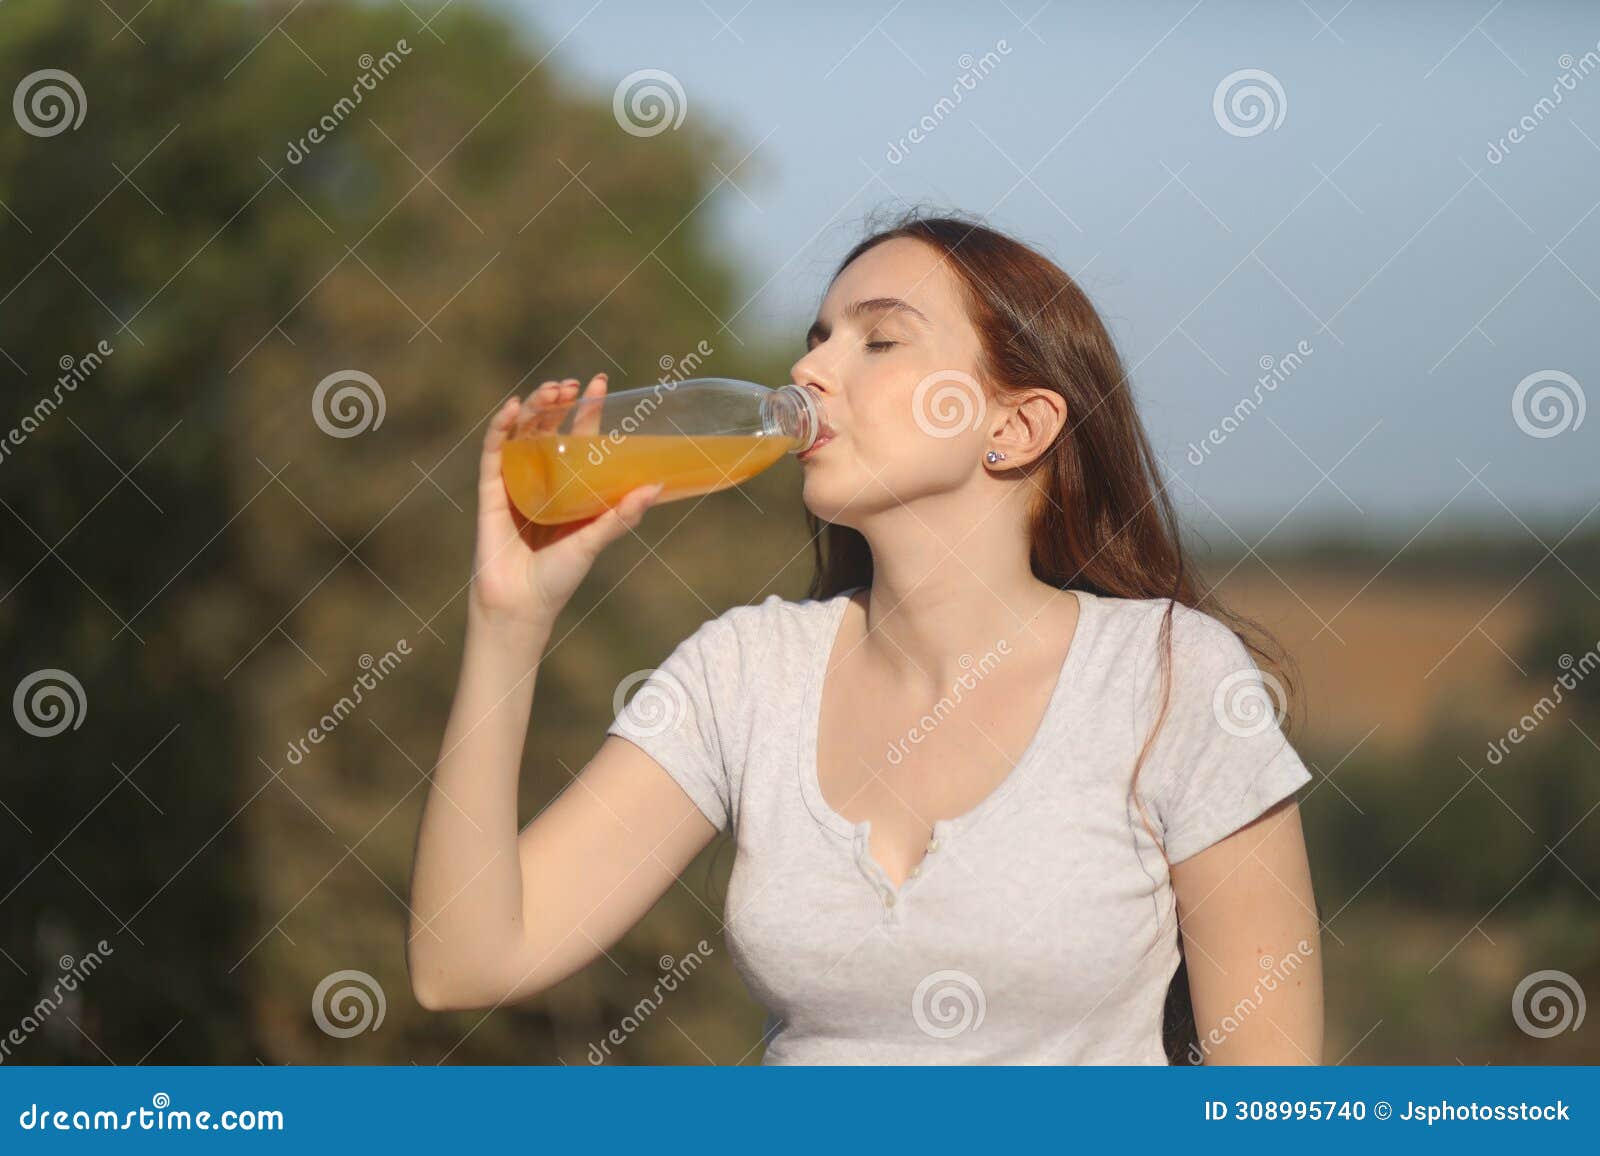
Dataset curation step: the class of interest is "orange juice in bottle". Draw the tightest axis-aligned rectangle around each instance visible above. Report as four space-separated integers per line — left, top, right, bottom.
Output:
502 378 824 525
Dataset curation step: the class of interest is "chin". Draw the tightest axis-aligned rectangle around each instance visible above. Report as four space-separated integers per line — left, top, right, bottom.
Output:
800 476 859 528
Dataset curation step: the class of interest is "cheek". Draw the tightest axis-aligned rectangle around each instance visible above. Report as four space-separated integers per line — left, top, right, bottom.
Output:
904 368 988 442
816 400 977 500
851 386 919 451
844 375 982 464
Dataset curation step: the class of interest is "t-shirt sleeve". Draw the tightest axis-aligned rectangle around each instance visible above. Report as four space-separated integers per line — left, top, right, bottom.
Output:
604 612 741 832
1136 604 1313 863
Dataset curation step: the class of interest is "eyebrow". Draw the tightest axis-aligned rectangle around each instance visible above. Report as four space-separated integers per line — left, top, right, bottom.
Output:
805 297 932 349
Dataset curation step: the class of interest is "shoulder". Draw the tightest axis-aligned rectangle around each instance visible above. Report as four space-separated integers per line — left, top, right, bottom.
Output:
694 588 847 636
1083 591 1240 653
1078 592 1254 695
671 588 851 669
1166 600 1250 663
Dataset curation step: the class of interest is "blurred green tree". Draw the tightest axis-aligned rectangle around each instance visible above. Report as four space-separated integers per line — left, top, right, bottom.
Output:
1 0 806 1063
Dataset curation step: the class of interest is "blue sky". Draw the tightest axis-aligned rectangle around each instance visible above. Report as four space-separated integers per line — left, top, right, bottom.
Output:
494 0 1598 540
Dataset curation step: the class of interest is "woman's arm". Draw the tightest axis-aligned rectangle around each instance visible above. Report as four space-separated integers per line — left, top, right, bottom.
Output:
406 612 719 1011
1170 797 1324 1063
405 376 717 1012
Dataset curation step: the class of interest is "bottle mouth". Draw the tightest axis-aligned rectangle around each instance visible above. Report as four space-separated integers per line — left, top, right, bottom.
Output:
770 383 826 453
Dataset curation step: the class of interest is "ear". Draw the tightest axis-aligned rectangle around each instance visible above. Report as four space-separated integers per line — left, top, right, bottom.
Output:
987 388 1067 468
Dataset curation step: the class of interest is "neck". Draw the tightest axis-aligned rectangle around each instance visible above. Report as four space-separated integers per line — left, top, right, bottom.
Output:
850 492 1066 691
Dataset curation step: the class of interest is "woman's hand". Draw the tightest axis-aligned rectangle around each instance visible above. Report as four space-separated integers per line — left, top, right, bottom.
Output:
469 374 662 634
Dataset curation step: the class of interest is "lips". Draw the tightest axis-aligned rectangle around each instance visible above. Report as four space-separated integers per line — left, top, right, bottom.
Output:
798 429 834 460
798 388 834 460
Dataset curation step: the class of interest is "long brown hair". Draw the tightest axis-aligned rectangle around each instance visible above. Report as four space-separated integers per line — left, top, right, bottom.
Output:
803 207 1299 1063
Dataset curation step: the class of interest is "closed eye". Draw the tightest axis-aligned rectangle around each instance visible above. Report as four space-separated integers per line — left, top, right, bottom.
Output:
865 339 898 352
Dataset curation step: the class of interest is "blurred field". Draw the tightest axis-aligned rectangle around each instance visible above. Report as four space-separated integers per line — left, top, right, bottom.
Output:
1217 568 1535 751
1211 535 1600 1064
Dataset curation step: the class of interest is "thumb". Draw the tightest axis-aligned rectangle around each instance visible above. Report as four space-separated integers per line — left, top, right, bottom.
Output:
572 483 662 555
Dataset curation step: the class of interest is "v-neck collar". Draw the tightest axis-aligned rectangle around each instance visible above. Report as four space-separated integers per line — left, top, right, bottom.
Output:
797 584 1098 865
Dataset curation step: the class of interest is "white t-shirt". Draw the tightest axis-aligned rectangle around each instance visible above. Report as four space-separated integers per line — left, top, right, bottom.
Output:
605 585 1312 1064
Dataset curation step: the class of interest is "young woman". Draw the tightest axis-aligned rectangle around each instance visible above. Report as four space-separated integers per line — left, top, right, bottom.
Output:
406 212 1323 1065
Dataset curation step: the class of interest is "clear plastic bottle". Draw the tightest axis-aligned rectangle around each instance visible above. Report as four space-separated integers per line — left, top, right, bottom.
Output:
501 377 825 525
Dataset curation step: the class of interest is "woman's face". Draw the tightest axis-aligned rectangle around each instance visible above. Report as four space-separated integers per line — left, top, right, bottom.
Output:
789 237 991 527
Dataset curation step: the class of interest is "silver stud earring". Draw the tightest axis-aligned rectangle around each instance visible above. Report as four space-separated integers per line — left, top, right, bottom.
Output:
985 449 1006 464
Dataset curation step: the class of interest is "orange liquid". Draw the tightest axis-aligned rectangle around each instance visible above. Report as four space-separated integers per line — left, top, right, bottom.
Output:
502 433 797 525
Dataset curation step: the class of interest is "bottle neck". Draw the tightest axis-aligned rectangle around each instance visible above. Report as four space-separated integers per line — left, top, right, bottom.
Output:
771 383 824 453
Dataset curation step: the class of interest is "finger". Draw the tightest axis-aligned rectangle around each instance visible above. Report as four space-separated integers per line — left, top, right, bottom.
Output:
573 373 608 437
478 396 523 489
527 380 565 436
535 378 580 436
556 377 581 431
570 482 662 555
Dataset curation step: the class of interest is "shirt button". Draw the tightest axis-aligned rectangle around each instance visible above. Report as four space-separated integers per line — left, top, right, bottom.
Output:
926 838 939 853
884 892 896 908
909 865 921 878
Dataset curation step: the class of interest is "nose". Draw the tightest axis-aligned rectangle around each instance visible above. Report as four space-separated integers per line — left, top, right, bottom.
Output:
787 358 834 436
789 349 834 401
789 341 845 432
